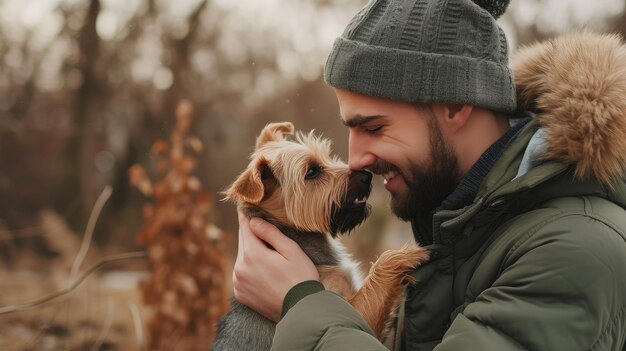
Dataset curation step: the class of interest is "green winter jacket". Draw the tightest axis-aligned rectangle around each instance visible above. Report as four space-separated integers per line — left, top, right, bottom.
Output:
272 33 626 350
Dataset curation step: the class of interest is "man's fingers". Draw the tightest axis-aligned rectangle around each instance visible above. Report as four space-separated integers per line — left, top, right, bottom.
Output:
240 215 277 256
249 217 298 257
237 212 268 263
237 211 248 253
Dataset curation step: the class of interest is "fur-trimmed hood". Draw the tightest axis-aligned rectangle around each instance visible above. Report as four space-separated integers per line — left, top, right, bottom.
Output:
511 31 626 186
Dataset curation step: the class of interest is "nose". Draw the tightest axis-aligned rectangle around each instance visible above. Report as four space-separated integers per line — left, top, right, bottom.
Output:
356 170 372 185
348 132 376 171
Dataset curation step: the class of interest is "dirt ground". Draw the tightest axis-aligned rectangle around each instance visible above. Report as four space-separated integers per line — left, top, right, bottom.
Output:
0 207 234 351
0 267 149 351
0 210 151 351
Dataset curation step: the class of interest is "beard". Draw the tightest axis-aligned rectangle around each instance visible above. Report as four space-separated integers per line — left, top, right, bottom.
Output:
377 115 461 221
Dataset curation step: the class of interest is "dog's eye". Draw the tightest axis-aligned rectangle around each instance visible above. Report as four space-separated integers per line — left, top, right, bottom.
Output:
305 165 321 180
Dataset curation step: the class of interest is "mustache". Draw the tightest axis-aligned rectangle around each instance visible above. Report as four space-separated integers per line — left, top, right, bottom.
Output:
370 161 400 176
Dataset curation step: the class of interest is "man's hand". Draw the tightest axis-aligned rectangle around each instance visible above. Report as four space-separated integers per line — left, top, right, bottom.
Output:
233 212 319 322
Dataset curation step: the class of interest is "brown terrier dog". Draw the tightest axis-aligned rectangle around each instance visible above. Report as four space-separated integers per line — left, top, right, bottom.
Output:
212 122 429 350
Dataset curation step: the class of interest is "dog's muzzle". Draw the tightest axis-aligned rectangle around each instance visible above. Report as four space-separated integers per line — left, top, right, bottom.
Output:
345 170 372 207
329 170 372 236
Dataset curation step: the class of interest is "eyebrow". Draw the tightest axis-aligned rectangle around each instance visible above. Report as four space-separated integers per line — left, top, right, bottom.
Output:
341 115 384 128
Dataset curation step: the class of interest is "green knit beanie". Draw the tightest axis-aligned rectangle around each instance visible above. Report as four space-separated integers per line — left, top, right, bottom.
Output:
324 0 516 113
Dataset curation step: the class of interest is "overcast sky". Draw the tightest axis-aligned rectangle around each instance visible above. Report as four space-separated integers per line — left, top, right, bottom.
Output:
1 0 623 92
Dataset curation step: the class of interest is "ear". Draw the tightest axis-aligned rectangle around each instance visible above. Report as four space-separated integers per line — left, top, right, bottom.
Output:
434 104 473 134
224 157 273 204
256 122 294 150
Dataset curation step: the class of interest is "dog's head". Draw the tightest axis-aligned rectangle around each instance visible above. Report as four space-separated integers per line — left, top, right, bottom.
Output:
225 122 371 236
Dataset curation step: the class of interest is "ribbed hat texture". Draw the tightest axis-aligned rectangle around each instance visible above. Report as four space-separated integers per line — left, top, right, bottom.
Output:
324 0 516 113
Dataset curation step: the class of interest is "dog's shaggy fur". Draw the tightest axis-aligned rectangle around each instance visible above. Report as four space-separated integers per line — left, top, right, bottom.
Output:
512 31 626 186
212 122 428 350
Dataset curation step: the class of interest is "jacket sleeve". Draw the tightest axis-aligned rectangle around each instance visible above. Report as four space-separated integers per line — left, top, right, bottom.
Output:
435 214 626 351
272 290 387 351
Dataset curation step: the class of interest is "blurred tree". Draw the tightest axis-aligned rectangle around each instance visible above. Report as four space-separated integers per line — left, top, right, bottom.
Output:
130 100 228 349
71 0 103 219
611 1 626 35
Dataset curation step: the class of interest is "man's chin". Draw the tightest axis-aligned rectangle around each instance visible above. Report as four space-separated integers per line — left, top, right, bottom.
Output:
389 196 413 222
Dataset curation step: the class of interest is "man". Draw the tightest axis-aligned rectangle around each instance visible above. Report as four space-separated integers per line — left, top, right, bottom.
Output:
233 0 626 349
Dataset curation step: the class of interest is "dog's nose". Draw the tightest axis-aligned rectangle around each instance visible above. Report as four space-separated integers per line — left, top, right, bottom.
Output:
356 170 372 185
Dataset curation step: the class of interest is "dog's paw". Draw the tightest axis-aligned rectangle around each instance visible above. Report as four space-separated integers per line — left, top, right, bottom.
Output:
400 245 430 269
370 244 430 279
403 274 418 285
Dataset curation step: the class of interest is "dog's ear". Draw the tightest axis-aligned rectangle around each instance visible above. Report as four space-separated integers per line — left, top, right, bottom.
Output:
224 156 275 204
255 122 294 150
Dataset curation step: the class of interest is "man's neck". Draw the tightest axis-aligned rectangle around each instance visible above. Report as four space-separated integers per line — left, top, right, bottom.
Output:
455 109 511 174
438 116 530 212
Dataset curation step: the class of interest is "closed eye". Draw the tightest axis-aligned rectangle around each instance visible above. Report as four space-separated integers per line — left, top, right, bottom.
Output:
363 125 383 134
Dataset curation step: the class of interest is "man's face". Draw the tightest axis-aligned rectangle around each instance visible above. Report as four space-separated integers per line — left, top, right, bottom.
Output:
336 88 461 221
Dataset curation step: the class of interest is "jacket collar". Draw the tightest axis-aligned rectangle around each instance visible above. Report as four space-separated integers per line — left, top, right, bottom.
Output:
426 117 626 249
512 31 626 187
